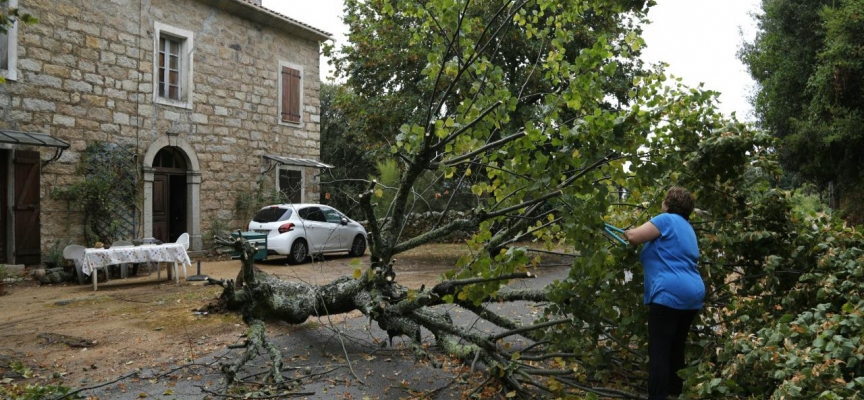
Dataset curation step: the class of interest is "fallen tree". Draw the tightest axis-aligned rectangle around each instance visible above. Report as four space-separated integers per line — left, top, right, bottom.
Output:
208 235 559 394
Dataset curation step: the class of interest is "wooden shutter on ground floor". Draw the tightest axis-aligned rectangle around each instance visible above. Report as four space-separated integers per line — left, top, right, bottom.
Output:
0 150 7 263
281 66 301 124
14 150 40 265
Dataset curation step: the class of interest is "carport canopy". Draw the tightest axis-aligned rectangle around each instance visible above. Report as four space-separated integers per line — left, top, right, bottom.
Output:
0 129 70 165
261 154 333 174
0 129 70 149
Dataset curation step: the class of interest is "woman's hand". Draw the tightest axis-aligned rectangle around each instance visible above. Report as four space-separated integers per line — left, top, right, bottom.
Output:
625 221 661 245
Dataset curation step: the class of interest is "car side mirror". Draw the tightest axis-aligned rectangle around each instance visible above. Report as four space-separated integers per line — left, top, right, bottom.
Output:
340 217 348 225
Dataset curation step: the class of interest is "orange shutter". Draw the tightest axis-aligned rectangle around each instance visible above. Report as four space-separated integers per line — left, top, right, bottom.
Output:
281 67 302 123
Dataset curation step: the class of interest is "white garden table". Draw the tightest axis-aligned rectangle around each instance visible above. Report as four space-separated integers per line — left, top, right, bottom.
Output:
80 243 191 290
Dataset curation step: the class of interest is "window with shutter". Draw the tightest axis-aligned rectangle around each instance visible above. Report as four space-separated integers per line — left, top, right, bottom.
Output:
0 30 8 71
280 65 302 124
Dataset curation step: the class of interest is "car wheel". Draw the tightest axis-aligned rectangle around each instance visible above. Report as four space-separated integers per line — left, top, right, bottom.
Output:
349 235 366 256
287 239 309 265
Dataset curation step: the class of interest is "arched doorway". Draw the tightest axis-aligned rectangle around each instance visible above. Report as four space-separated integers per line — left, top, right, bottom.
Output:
142 136 201 252
152 147 187 243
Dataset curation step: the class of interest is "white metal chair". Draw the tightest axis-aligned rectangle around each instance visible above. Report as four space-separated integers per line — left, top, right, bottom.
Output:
66 244 110 290
151 234 189 281
110 240 134 278
176 233 189 250
62 244 87 285
174 233 190 280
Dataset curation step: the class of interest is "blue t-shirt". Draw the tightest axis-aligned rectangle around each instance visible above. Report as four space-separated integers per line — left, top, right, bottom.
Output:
640 213 704 310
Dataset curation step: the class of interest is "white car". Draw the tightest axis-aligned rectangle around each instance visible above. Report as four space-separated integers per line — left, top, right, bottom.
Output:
247 204 368 264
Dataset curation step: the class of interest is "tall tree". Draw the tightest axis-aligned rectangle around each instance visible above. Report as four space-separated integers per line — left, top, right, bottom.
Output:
740 0 864 221
318 83 376 219
328 0 650 163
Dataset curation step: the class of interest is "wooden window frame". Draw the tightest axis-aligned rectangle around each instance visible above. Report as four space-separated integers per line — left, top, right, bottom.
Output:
153 22 194 109
158 36 181 100
278 62 303 125
0 0 19 81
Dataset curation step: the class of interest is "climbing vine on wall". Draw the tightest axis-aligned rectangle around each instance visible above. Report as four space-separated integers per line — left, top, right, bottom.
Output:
53 143 139 245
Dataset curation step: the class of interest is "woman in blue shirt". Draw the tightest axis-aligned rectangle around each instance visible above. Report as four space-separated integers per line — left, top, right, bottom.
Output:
625 187 704 400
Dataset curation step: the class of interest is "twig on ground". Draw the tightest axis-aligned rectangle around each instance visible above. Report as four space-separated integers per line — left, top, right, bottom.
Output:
52 371 139 400
197 385 316 399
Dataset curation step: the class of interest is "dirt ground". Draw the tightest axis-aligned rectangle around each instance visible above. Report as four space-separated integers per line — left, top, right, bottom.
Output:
0 244 471 393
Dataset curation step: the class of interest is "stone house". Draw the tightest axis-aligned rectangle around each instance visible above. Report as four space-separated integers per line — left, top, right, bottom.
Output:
0 0 331 265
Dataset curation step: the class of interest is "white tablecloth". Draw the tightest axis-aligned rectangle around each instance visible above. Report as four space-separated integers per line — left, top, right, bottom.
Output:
81 243 191 276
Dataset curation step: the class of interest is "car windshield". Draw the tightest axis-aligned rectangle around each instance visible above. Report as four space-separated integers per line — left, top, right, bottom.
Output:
253 207 292 223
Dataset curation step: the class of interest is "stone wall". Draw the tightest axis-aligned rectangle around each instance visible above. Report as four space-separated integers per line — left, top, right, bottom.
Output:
0 0 324 254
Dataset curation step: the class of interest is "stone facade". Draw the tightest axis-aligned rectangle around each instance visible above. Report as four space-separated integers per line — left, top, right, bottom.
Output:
0 0 329 260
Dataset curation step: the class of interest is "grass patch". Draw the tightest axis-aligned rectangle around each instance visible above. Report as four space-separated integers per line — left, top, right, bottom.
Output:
129 286 240 334
136 310 242 335
154 286 224 303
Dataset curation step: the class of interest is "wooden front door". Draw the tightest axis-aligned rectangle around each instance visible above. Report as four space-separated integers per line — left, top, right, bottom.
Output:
152 172 187 243
152 174 168 243
13 150 41 265
167 174 187 243
151 147 188 244
0 150 8 263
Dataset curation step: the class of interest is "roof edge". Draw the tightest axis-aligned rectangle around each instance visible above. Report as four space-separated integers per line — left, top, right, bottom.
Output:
197 0 333 42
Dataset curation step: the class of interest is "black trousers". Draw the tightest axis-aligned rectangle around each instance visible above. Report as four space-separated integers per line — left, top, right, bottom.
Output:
648 303 698 400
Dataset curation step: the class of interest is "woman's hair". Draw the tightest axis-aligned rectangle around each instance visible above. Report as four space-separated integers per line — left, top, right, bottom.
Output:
664 187 695 219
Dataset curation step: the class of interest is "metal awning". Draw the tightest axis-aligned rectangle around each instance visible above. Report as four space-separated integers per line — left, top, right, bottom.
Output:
0 129 70 166
0 129 70 148
261 154 333 174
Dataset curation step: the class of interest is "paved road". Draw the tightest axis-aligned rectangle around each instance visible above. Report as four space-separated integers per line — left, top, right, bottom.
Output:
82 265 571 399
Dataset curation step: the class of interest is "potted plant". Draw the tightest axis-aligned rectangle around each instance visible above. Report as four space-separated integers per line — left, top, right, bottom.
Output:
43 239 66 269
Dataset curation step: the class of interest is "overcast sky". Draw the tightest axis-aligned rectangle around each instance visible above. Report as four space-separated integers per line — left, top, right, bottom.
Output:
640 0 761 120
263 0 761 120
